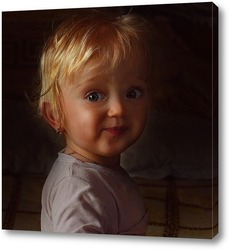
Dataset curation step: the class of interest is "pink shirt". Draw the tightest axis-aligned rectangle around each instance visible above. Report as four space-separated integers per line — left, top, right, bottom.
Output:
41 152 149 235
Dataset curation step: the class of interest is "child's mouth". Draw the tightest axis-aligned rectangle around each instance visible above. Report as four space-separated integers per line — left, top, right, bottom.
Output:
104 126 129 136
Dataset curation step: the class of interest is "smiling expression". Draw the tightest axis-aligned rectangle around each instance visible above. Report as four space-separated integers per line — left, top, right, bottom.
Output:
60 57 150 165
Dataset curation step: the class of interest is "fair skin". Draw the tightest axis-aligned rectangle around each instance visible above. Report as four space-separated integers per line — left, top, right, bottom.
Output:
44 56 150 170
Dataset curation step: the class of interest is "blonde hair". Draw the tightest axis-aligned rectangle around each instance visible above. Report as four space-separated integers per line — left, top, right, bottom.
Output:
39 11 153 120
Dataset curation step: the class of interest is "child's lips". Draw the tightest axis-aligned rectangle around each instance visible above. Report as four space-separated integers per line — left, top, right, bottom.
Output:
104 126 129 136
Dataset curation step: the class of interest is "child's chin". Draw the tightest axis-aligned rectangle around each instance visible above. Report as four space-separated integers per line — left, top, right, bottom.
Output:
101 146 131 158
99 138 138 157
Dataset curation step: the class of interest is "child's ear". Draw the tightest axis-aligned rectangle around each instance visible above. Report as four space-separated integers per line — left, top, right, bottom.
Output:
41 102 61 130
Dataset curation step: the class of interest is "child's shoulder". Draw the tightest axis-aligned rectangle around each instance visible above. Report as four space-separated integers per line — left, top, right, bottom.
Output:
49 152 130 191
51 152 102 185
46 154 118 201
43 154 99 195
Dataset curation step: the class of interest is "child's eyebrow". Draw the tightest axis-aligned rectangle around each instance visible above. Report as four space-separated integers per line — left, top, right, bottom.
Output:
70 70 148 90
72 74 106 89
135 76 148 82
128 76 149 85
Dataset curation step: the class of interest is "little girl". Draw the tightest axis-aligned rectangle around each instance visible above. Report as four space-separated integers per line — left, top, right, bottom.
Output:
39 10 153 235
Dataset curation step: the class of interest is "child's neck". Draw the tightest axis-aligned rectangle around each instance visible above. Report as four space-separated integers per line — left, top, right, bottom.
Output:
65 145 121 171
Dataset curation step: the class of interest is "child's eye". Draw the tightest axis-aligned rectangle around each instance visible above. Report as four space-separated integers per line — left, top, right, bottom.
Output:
86 91 105 102
126 88 143 99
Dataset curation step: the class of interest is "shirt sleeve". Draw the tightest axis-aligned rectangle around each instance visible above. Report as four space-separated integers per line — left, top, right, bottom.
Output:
50 176 116 233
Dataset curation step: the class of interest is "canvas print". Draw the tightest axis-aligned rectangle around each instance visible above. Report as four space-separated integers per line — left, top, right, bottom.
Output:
2 2 218 239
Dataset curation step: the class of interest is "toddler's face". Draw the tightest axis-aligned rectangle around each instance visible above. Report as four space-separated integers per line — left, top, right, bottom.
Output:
61 57 150 162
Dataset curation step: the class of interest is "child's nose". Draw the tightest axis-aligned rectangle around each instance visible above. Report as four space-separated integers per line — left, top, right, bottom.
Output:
107 98 125 118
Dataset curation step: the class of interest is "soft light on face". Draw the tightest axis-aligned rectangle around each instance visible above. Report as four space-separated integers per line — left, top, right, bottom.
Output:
60 56 150 163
